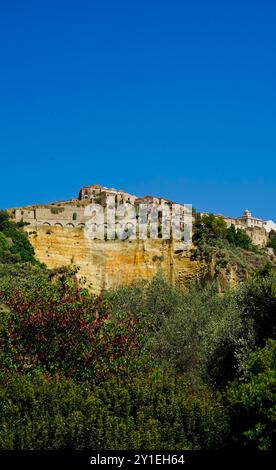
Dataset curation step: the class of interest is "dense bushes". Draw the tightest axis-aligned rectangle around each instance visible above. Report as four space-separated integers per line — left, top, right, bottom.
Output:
226 225 252 250
0 210 37 263
0 267 275 450
107 273 276 450
193 214 253 251
195 213 228 240
237 273 276 346
145 283 244 385
267 232 276 252
0 214 275 450
227 340 276 450
0 371 229 450
0 275 149 382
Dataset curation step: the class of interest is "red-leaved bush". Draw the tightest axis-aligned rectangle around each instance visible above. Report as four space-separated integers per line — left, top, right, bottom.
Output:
0 277 147 381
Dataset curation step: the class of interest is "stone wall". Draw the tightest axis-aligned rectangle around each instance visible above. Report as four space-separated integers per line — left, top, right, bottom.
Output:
14 199 189 233
15 206 88 228
245 226 269 247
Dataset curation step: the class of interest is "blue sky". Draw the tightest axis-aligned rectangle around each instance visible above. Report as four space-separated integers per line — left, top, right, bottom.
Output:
0 0 275 219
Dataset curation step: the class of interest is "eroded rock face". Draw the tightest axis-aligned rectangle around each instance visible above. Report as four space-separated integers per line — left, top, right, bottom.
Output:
26 224 274 293
26 226 203 293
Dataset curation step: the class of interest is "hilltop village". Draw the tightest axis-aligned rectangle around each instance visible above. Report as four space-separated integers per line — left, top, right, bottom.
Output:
13 183 276 247
14 184 173 228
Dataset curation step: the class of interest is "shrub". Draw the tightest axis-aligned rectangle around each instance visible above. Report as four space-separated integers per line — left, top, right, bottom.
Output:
226 225 252 250
50 207 64 214
107 274 184 334
226 340 276 450
0 276 149 382
237 273 276 346
193 214 228 244
267 233 276 252
0 211 36 263
193 215 255 253
146 282 246 387
0 370 229 450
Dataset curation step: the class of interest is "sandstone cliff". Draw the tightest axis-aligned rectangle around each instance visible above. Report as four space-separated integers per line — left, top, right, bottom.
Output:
25 225 275 293
26 226 203 293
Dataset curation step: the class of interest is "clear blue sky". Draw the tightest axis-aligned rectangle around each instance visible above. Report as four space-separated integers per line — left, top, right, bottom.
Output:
0 0 275 219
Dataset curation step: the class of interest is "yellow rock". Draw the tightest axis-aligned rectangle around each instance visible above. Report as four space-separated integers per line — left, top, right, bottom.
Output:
27 226 203 293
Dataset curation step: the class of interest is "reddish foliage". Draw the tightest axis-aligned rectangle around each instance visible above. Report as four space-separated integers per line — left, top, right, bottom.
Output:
0 280 144 381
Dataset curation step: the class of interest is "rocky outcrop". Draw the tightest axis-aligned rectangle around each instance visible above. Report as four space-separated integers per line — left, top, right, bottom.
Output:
25 226 275 294
26 226 202 293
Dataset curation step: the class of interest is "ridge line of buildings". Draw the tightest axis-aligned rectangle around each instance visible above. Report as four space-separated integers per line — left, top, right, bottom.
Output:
13 184 276 247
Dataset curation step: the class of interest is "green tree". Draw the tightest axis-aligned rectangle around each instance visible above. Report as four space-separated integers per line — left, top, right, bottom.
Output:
0 370 229 450
193 214 228 246
267 232 276 252
0 210 36 263
227 340 276 450
226 224 252 250
145 281 245 387
201 214 228 238
237 273 276 346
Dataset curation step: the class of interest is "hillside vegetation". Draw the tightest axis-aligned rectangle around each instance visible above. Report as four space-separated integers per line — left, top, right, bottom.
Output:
192 213 276 286
0 210 275 450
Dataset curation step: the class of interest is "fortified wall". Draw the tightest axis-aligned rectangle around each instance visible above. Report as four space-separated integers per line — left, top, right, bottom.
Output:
14 184 174 229
15 205 88 228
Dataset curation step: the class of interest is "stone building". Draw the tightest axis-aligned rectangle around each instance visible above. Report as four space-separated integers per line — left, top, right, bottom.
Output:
194 209 274 247
79 184 102 200
15 205 89 228
13 187 275 249
224 209 272 247
79 184 137 205
224 209 269 231
14 184 172 229
263 220 276 233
